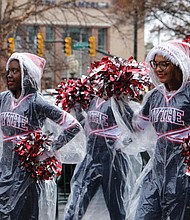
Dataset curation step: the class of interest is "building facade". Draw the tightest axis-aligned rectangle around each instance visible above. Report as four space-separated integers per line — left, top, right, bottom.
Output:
3 0 145 91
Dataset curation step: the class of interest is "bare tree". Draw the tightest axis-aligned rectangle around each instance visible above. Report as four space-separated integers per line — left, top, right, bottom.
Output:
147 0 190 35
114 0 190 41
111 0 146 59
0 0 79 90
0 0 147 91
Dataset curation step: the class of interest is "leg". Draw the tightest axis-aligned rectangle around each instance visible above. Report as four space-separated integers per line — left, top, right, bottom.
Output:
10 182 39 220
168 182 189 220
0 212 9 220
134 172 161 220
64 155 102 220
102 151 128 220
169 201 188 220
184 183 190 220
184 205 190 220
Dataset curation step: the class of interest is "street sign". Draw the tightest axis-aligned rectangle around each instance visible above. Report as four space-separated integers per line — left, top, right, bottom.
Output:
73 42 88 50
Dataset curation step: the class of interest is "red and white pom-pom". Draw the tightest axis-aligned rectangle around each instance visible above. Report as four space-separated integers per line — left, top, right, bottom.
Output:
55 56 150 111
56 76 94 111
87 56 150 100
30 156 62 180
183 36 190 44
14 131 62 181
181 136 190 176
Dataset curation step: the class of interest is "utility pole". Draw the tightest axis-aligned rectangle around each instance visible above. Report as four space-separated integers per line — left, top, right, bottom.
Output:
0 0 3 91
0 0 2 50
133 8 138 60
0 0 2 35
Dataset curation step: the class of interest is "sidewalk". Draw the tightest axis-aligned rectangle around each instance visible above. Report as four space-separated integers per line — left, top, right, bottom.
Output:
55 186 110 220
56 201 65 220
56 188 67 220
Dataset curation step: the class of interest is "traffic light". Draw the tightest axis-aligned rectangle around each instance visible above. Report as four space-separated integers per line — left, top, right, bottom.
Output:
37 33 44 57
7 37 15 56
64 37 72 56
88 36 96 57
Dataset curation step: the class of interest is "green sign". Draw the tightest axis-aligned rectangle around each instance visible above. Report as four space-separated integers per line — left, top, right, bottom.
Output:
73 42 89 50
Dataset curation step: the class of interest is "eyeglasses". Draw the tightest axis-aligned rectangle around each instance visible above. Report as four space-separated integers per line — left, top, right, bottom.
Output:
150 60 171 71
7 68 20 75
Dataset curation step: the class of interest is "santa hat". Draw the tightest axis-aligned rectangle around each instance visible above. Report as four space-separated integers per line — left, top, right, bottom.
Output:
146 40 190 87
6 52 46 88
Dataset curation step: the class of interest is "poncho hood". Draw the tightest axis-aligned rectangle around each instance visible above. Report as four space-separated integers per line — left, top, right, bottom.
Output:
6 52 46 100
145 40 190 92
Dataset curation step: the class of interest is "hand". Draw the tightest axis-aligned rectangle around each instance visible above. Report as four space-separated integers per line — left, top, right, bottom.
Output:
74 102 82 113
115 136 133 150
37 150 54 161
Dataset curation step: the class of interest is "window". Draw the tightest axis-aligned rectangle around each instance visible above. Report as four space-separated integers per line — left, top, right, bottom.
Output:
46 26 54 42
15 26 28 51
42 0 56 4
98 28 107 50
27 26 38 53
62 27 91 77
62 27 90 44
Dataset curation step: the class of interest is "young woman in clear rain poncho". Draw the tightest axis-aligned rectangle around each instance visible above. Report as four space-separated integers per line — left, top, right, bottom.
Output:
133 40 190 220
59 56 154 220
0 52 82 220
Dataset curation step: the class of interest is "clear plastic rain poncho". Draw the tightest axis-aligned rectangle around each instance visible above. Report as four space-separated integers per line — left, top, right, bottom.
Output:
58 55 156 220
0 52 83 220
63 95 145 220
133 40 190 220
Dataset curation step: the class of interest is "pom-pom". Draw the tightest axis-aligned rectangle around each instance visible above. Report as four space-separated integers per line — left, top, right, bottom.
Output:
56 56 150 111
56 76 94 112
14 131 62 181
88 56 150 100
183 35 190 44
181 135 190 176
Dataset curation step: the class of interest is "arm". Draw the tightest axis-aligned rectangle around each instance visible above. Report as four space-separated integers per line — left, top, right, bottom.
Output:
112 95 156 155
132 93 151 131
51 112 81 151
35 95 81 151
114 97 135 132
73 102 86 128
